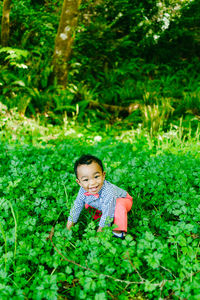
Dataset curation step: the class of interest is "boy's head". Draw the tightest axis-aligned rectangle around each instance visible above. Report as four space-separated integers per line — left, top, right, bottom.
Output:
74 154 105 194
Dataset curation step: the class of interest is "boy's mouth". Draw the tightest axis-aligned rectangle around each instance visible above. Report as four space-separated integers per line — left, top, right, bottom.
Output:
89 186 99 193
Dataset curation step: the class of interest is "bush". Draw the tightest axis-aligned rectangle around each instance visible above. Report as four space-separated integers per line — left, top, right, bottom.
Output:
0 122 199 299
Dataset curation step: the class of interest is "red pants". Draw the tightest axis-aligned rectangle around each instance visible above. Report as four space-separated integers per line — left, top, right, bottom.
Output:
85 193 132 232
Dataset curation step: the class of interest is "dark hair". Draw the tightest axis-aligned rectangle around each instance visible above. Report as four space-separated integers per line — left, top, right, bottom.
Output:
74 154 104 178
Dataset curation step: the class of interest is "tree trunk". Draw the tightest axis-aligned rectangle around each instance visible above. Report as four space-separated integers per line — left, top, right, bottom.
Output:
52 0 82 87
1 0 12 46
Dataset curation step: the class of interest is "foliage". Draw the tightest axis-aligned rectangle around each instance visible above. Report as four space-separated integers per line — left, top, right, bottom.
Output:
1 0 200 130
0 113 200 299
9 0 59 51
73 0 198 74
0 47 79 117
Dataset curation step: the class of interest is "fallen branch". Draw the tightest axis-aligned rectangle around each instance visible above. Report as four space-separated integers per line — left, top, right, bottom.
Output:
125 251 145 283
89 101 140 114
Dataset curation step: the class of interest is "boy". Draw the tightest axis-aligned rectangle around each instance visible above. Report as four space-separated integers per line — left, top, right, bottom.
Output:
67 154 132 238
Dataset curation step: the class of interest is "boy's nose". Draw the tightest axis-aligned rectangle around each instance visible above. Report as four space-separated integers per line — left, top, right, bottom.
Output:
89 178 96 185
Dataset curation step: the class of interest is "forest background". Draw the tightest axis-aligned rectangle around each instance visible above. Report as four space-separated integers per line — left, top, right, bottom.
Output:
0 0 200 299
0 0 200 133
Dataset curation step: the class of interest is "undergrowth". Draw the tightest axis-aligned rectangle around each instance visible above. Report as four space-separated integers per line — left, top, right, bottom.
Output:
0 113 200 299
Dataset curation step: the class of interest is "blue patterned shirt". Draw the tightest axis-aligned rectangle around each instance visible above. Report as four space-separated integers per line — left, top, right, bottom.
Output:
68 180 127 227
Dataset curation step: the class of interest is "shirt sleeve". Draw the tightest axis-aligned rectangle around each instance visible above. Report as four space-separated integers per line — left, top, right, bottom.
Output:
68 189 85 223
99 196 115 228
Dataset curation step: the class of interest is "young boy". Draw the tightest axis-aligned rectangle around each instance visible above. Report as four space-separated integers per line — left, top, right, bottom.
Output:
66 154 132 238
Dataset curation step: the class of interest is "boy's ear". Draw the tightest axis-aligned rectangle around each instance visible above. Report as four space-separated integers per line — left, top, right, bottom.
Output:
103 171 106 179
76 178 81 186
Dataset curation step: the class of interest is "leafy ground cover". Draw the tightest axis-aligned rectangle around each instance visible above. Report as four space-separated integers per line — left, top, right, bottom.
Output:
0 115 200 299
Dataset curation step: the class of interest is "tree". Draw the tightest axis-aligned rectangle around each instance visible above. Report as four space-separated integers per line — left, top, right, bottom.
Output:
1 0 12 46
52 0 82 87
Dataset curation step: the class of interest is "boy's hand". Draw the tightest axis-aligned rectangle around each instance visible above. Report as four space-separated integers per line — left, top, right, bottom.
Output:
97 227 103 232
66 220 73 230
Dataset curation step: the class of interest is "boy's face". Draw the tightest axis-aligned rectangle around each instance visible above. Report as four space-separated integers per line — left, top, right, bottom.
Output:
76 161 105 194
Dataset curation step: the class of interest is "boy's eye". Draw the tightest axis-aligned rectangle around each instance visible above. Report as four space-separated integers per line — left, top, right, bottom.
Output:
83 179 88 182
95 175 100 179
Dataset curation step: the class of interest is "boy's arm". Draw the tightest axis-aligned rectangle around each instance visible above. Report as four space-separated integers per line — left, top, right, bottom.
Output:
67 189 85 227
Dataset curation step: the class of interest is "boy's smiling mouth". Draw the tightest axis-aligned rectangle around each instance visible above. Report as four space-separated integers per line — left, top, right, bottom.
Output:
89 186 99 193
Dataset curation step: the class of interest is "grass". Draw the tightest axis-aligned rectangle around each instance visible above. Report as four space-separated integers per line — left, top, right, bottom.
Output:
0 112 200 299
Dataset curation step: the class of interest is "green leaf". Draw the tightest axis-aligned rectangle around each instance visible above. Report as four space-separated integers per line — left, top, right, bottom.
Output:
95 292 107 300
65 266 72 274
144 280 157 292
